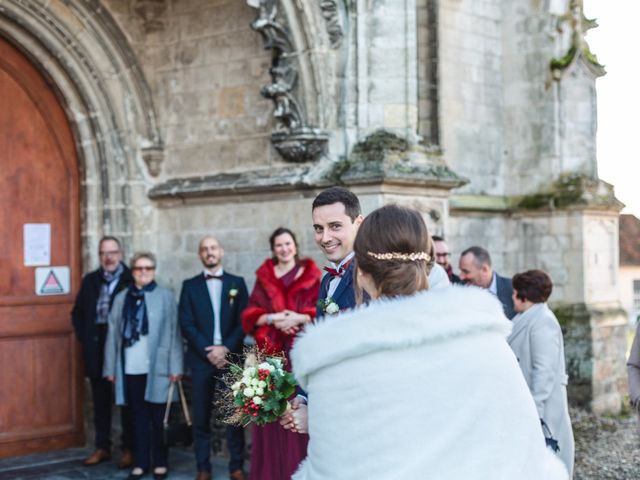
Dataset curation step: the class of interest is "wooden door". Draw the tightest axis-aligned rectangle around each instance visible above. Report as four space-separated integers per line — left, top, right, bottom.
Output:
0 36 83 457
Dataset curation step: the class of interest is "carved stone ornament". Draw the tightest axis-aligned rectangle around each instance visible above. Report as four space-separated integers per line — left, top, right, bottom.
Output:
548 0 605 79
248 0 329 163
133 0 168 33
142 146 164 177
320 0 343 48
272 128 329 163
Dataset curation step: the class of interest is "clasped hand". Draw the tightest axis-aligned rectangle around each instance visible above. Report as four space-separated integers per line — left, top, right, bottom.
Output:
272 310 303 335
205 345 229 369
280 396 308 434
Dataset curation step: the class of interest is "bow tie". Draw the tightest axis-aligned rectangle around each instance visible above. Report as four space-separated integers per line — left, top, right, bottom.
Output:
324 260 352 278
205 274 223 281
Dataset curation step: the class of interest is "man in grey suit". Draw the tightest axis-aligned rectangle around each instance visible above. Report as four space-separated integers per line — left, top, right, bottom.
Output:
458 246 515 319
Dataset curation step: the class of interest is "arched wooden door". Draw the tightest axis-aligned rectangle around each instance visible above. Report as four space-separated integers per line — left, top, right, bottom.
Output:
0 36 83 457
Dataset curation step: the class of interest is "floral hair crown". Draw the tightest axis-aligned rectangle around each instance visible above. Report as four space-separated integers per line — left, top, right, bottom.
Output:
367 251 431 262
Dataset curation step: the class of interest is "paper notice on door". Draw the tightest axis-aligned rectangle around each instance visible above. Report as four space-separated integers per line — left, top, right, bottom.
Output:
24 223 51 266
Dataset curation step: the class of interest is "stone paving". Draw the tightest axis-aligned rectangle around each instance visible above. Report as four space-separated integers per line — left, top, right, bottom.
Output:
0 447 235 480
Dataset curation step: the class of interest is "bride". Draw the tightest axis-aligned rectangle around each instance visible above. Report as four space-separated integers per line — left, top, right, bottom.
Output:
289 204 567 479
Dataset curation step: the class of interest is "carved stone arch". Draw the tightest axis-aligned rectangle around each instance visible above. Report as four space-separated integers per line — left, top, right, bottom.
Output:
0 0 163 261
248 0 345 162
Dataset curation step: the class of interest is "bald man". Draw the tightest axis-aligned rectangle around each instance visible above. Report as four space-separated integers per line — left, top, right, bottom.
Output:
179 236 248 480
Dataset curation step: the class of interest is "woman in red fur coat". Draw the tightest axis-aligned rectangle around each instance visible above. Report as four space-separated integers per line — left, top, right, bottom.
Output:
242 227 321 480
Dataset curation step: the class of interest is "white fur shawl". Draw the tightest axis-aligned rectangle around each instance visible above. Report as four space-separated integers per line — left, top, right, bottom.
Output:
291 286 568 480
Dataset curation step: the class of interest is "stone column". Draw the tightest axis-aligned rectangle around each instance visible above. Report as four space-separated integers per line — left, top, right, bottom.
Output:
355 0 419 138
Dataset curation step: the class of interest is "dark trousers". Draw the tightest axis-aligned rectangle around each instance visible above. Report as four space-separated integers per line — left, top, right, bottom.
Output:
125 374 168 470
90 376 133 452
191 369 245 473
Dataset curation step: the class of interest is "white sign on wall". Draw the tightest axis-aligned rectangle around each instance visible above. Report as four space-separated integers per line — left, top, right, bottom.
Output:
24 223 51 266
35 267 70 296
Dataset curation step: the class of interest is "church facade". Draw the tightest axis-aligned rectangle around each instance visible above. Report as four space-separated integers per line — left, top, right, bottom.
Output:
0 0 626 457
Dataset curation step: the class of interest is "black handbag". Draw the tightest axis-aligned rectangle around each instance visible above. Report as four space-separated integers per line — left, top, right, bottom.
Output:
541 419 560 453
162 380 193 447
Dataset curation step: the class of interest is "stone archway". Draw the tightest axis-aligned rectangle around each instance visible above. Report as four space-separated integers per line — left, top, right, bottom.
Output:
0 0 162 262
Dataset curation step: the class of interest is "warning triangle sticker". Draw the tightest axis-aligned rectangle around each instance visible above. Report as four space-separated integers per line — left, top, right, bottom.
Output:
40 270 64 294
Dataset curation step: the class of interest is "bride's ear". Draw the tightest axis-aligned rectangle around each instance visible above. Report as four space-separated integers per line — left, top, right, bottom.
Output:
356 268 378 300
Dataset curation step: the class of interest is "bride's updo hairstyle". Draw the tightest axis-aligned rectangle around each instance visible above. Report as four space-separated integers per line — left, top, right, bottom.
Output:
354 204 434 301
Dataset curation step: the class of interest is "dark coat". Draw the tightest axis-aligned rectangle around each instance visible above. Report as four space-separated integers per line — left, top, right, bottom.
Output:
496 273 516 320
71 265 132 378
316 260 357 319
178 271 248 372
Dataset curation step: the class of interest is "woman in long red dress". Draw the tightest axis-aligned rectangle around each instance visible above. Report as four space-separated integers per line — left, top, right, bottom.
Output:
242 227 321 479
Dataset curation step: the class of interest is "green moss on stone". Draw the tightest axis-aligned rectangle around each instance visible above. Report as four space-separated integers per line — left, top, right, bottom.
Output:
550 44 577 71
349 130 409 164
515 173 618 211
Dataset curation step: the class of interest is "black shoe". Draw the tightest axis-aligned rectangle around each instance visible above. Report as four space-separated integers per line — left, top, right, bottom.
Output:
153 468 168 480
127 468 147 479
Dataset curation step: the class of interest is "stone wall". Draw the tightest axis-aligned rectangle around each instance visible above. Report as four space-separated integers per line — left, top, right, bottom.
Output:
438 0 505 195
104 0 275 178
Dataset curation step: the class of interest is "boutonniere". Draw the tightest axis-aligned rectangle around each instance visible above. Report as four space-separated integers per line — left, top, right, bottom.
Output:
317 297 340 315
228 287 239 306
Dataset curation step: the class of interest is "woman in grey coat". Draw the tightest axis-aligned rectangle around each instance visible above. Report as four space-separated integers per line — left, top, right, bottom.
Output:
104 252 183 480
507 269 574 478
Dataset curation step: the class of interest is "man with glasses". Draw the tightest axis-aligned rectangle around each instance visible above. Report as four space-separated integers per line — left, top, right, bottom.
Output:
71 236 134 468
432 235 461 284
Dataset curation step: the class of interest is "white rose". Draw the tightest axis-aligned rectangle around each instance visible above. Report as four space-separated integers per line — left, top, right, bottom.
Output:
232 382 241 391
255 388 264 395
258 362 271 370
251 378 259 387
326 302 340 315
246 367 257 376
257 380 266 388
243 387 255 397
253 396 263 405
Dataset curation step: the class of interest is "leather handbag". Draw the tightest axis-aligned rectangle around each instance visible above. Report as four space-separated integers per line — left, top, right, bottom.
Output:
541 419 559 453
162 380 193 447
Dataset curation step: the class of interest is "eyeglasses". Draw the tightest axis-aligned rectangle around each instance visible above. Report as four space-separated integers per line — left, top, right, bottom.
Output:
99 250 121 257
132 266 155 272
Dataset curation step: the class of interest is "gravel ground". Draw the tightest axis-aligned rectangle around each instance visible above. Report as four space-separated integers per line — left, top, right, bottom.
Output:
573 406 640 479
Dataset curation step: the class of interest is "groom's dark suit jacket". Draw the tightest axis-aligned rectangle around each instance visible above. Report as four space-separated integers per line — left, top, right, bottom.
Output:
316 261 357 319
495 273 515 320
178 272 248 372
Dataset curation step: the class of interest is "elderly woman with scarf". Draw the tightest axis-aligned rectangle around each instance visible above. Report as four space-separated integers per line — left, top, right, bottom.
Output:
242 227 321 480
507 269 574 477
104 252 183 480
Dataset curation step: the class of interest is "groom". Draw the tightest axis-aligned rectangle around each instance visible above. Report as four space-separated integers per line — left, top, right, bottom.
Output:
281 187 364 433
311 186 365 317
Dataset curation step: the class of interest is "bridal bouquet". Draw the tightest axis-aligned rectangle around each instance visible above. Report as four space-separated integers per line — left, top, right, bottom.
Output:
221 349 297 426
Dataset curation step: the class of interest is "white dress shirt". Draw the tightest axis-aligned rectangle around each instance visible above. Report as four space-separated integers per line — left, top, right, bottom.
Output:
326 252 355 299
204 268 224 346
488 272 497 296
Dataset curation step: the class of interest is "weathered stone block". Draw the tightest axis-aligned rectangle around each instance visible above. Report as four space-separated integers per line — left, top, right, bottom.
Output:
218 87 247 118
